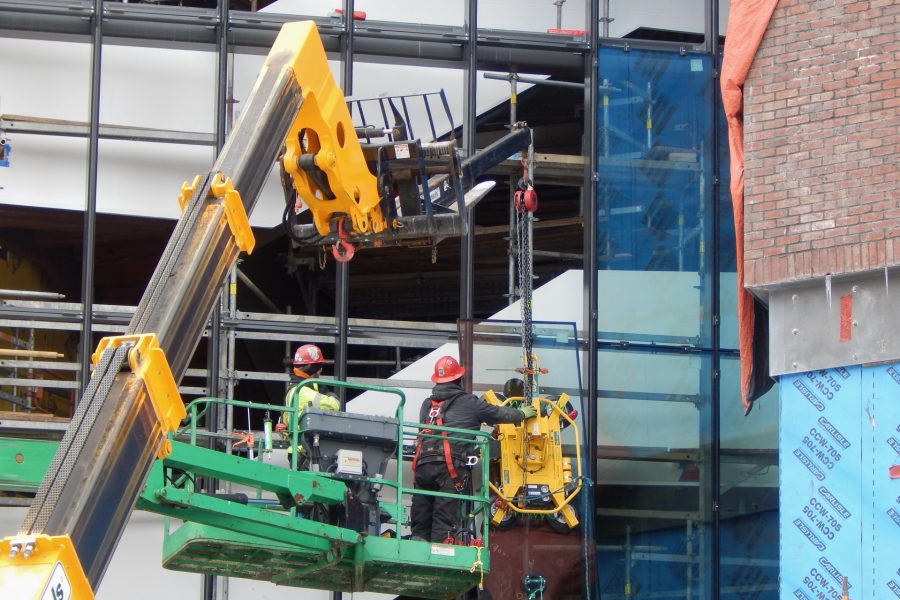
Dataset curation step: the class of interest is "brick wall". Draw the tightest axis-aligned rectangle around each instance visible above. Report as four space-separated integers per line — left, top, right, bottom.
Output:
742 0 898 289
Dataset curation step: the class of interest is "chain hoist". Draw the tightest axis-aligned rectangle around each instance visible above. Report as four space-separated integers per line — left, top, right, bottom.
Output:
514 140 538 402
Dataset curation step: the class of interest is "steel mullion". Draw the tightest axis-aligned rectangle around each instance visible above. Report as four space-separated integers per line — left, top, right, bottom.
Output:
460 0 477 321
77 0 102 401
709 0 723 596
583 0 599 595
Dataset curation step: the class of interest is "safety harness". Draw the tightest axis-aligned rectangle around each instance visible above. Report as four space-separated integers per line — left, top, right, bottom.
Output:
412 395 467 490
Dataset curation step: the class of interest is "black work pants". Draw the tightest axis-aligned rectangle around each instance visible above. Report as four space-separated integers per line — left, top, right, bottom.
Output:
410 461 466 542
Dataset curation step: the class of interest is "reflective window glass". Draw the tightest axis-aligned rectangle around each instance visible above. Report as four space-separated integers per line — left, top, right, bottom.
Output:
479 0 586 33
718 71 740 350
355 0 463 26
719 357 779 598
596 348 715 599
256 0 338 19
466 319 595 598
597 48 714 347
606 0 706 40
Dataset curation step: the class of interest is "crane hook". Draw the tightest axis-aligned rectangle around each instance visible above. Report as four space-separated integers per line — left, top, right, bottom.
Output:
331 218 355 262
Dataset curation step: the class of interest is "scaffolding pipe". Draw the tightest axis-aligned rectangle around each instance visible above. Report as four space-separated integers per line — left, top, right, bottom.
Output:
0 349 64 359
0 289 65 300
483 72 585 89
553 0 565 29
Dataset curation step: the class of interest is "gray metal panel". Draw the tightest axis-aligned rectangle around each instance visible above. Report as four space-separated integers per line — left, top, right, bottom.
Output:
768 267 899 375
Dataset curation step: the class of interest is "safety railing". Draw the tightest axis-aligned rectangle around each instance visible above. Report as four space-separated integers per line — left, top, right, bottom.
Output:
172 378 493 544
347 90 454 144
293 378 493 545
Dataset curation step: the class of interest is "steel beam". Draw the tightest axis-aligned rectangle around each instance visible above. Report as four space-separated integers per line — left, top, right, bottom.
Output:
334 0 356 415
0 114 214 145
459 0 477 321
78 0 101 399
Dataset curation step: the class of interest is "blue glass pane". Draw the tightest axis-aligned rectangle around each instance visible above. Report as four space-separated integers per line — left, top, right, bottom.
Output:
719 357 780 598
596 348 714 599
717 85 737 274
596 48 715 347
718 68 741 350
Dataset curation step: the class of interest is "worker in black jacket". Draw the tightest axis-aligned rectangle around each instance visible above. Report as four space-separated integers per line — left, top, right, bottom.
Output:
410 355 537 542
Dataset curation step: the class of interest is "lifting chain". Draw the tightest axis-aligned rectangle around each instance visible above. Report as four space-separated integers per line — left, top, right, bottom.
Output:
515 150 536 404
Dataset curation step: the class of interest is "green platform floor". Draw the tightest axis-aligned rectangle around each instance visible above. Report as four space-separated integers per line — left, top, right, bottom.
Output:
164 521 485 599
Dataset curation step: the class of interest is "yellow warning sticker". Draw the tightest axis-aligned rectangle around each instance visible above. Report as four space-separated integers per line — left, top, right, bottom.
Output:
41 561 72 600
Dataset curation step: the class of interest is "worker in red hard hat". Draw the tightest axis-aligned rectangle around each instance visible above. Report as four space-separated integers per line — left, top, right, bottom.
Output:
410 355 537 543
282 344 340 463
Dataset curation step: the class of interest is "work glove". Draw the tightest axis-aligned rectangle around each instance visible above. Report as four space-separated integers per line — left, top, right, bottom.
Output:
318 393 341 412
520 404 538 420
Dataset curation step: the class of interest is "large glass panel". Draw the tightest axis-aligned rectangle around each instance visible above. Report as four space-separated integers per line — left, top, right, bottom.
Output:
719 357 779 598
0 36 90 408
479 0 586 33
597 48 714 347
596 348 714 599
257 0 338 19
607 0 706 40
719 0 731 35
718 94 740 352
100 44 215 132
95 43 217 303
0 37 89 121
0 38 90 212
355 0 463 26
97 44 216 219
467 319 593 599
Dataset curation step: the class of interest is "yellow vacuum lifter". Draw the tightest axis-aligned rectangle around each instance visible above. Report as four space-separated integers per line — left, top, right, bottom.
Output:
483 390 582 532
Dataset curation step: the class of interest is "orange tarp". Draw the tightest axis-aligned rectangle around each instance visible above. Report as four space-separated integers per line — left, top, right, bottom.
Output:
720 0 779 413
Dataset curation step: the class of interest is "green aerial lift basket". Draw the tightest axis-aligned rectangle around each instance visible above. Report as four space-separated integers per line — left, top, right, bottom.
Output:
144 384 492 600
162 521 485 599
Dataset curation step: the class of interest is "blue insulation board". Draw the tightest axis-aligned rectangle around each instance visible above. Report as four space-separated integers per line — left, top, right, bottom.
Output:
780 363 900 599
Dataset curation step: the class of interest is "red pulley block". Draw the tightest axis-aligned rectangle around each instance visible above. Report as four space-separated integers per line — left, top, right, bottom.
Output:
514 187 538 212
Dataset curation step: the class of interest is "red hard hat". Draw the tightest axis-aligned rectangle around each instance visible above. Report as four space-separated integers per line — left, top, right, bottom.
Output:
293 344 325 366
432 355 465 383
